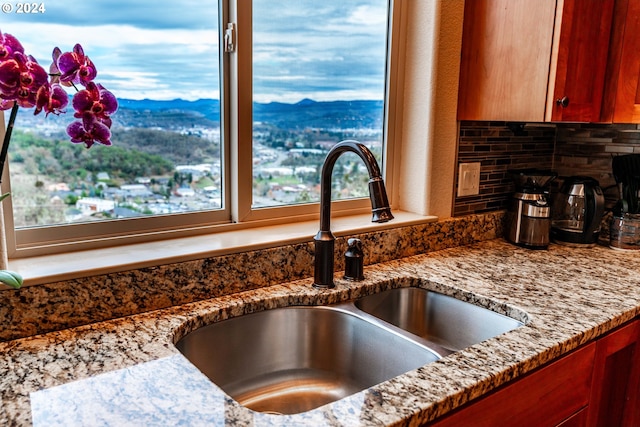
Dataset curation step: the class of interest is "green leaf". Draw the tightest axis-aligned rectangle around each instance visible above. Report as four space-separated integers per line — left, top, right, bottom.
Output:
0 270 23 289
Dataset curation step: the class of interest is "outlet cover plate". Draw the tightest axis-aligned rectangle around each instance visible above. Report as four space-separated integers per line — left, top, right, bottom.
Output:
457 162 481 197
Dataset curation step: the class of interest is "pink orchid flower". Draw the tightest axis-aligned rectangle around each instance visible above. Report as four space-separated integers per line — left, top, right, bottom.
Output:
0 30 116 150
48 47 63 85
67 111 112 148
56 43 97 87
0 52 48 108
71 81 118 126
35 82 69 116
0 30 24 63
0 59 19 101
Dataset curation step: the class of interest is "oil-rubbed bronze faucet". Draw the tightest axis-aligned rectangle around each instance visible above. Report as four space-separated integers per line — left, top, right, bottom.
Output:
313 140 393 289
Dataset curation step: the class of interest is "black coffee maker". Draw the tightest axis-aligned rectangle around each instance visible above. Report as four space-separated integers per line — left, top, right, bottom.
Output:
551 176 605 246
506 169 557 249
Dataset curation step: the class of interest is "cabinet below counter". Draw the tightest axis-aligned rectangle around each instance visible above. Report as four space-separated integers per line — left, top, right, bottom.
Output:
428 319 640 426
1 239 639 426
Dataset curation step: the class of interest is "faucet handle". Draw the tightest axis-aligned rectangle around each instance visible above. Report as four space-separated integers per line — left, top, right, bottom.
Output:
344 238 364 281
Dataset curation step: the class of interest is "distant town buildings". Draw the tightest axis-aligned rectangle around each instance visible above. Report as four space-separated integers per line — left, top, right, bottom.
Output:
76 198 116 215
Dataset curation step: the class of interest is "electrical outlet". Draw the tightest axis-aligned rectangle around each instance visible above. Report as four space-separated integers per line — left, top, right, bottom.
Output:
457 162 481 197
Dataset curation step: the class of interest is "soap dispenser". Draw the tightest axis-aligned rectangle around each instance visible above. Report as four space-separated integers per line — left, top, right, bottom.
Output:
344 238 364 281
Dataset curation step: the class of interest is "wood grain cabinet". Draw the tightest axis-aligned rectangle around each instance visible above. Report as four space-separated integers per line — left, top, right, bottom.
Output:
557 407 589 427
426 319 640 427
586 320 640 426
457 0 614 122
426 343 596 427
601 0 640 122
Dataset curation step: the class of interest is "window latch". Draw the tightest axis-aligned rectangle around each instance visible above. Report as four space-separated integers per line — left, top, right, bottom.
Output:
224 23 236 53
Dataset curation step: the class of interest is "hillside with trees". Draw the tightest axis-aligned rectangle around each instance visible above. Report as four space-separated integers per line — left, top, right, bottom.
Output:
5 98 382 226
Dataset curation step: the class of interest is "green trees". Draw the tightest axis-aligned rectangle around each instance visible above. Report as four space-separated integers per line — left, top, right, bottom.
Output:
6 128 218 227
9 129 189 183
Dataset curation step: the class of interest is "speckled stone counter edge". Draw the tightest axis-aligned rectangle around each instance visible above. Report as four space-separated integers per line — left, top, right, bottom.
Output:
0 211 504 341
1 238 638 426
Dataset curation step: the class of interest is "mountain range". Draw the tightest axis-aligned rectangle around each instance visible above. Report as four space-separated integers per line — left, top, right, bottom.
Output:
114 98 384 130
14 97 384 136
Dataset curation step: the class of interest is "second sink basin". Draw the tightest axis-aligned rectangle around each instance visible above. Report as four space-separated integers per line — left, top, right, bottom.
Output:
176 305 439 415
355 287 524 353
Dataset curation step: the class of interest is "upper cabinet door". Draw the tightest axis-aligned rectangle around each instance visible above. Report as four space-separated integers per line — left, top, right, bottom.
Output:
602 0 640 123
548 0 614 122
457 0 614 123
457 0 556 122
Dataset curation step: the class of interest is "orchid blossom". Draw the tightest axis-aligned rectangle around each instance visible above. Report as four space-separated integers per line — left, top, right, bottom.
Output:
2 52 49 108
56 43 97 87
67 111 112 148
71 82 118 128
0 30 23 62
35 81 69 116
0 29 117 166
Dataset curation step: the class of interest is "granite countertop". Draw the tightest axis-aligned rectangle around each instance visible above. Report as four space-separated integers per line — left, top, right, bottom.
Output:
1 238 639 426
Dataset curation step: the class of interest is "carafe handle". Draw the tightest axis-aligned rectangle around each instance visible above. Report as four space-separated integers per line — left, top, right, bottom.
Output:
584 184 605 237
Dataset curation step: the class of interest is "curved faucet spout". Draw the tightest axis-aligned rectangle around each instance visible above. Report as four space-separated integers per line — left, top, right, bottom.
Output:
313 140 393 289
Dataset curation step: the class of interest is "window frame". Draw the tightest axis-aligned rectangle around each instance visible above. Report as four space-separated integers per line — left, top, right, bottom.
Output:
231 0 400 226
0 0 402 259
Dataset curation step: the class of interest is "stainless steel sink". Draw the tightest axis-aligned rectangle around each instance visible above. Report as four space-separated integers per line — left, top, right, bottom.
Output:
176 305 439 415
355 287 523 353
176 286 524 415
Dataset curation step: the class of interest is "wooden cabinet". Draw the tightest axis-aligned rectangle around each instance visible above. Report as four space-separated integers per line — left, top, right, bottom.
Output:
427 343 595 427
557 408 589 427
427 319 640 427
587 320 640 426
601 0 640 122
457 0 614 123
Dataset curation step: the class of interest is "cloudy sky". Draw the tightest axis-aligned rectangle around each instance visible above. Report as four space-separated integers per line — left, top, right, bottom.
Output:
1 0 388 103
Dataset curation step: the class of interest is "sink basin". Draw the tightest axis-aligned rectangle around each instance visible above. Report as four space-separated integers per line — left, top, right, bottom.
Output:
176 305 439 415
355 287 523 353
176 286 525 415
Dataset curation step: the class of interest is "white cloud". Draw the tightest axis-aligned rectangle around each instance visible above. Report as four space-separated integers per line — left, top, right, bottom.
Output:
346 4 389 27
1 0 387 102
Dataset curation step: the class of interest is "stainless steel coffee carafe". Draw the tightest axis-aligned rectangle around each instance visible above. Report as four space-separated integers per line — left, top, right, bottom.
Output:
506 169 557 249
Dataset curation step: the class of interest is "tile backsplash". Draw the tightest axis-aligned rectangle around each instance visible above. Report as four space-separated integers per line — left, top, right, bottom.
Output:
554 123 640 207
454 121 640 215
454 121 555 216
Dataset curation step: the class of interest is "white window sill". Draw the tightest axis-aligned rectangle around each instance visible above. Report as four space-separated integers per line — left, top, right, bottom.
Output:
11 211 436 287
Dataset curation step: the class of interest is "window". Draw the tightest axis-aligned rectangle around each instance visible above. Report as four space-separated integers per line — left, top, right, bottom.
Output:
251 1 389 208
1 0 398 257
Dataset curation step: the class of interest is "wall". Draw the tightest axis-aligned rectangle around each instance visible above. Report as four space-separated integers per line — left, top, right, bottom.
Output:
453 121 555 216
454 121 640 216
396 0 463 218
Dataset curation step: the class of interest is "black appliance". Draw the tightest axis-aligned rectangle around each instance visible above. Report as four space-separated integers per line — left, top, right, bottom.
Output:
551 176 605 246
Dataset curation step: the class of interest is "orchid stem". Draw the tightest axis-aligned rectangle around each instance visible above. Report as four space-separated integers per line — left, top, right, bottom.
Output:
0 101 19 185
